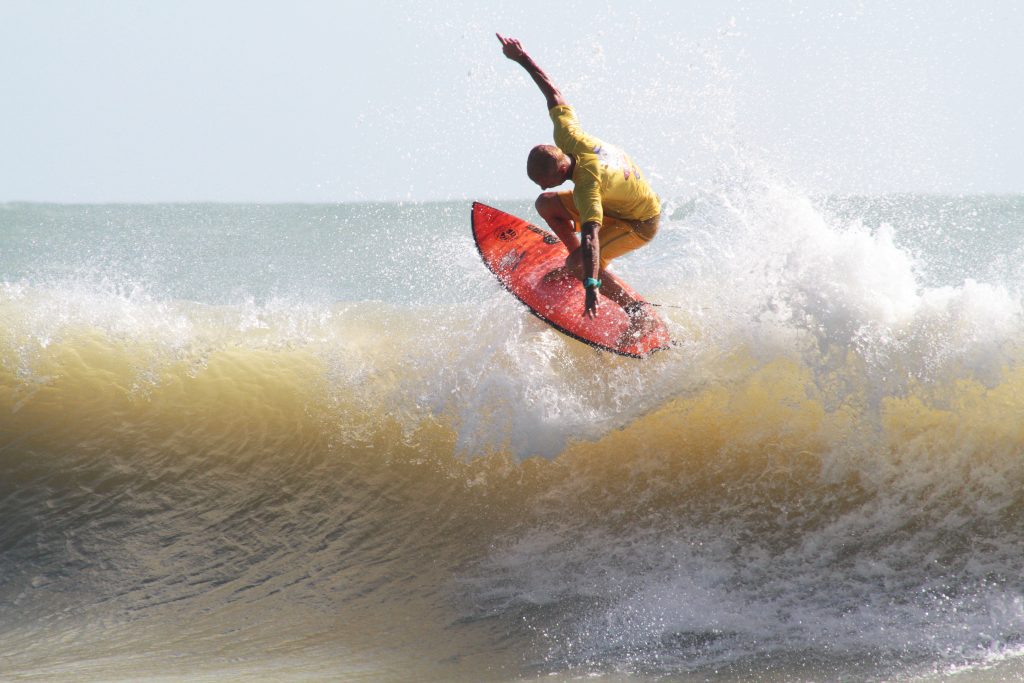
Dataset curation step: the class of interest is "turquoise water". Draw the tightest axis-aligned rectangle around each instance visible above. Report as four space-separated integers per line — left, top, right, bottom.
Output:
2 190 1024 681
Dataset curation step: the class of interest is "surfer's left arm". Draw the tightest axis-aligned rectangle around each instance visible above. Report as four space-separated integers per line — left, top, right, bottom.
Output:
580 221 601 317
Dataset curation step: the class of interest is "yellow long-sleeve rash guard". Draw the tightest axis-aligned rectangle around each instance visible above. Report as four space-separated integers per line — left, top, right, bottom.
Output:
549 104 661 227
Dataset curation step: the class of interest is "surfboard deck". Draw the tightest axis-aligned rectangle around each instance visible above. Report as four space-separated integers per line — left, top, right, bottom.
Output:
471 202 670 359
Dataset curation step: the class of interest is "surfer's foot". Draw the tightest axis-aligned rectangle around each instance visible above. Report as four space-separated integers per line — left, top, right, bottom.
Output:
620 301 656 341
542 266 575 284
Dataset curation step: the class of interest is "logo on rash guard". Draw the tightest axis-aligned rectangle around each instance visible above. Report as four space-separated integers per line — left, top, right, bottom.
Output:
592 143 638 181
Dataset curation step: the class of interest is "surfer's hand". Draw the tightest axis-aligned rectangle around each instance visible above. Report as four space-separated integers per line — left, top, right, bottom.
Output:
584 287 599 318
496 34 527 62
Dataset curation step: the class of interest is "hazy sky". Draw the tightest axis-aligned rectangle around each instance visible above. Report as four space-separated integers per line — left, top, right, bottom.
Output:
3 1 1022 202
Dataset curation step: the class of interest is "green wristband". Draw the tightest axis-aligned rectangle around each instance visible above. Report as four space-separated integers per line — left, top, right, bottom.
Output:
584 277 602 289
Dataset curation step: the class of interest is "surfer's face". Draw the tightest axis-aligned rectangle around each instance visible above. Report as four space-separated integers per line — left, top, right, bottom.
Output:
534 169 566 190
532 159 571 190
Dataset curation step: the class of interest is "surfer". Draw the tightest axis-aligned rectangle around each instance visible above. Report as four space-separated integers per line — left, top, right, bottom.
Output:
497 33 661 336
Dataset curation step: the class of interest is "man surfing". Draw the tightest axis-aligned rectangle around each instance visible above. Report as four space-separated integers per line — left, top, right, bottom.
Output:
497 33 661 339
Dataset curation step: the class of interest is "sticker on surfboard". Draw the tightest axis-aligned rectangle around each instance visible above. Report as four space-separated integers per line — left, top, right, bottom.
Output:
471 202 670 359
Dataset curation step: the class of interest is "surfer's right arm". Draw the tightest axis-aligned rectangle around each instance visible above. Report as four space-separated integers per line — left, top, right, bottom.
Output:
496 34 568 110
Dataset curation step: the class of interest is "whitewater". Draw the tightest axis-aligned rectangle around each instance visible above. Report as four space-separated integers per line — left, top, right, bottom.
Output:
2 188 1024 682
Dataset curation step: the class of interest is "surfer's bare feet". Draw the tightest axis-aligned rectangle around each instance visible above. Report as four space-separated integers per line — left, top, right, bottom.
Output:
619 301 656 342
542 266 575 284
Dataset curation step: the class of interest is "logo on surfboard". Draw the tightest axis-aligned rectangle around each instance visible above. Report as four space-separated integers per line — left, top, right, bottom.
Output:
526 223 560 245
497 248 526 274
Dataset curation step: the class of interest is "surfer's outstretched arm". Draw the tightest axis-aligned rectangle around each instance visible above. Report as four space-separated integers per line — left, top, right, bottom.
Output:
496 34 567 110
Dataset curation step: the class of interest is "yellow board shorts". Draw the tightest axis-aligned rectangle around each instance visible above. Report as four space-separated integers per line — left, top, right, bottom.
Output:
557 191 660 269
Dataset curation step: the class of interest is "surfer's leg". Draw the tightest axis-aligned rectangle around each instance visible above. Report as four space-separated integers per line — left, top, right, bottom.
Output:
599 216 658 264
556 219 649 308
595 216 661 337
595 272 633 307
535 191 581 254
592 219 649 308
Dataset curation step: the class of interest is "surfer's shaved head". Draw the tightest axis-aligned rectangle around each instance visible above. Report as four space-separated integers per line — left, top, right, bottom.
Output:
527 144 571 189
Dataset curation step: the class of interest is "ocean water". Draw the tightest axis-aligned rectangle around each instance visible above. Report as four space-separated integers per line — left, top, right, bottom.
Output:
2 188 1024 682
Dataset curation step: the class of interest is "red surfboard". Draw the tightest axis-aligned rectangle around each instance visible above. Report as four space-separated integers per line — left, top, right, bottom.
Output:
471 202 670 358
